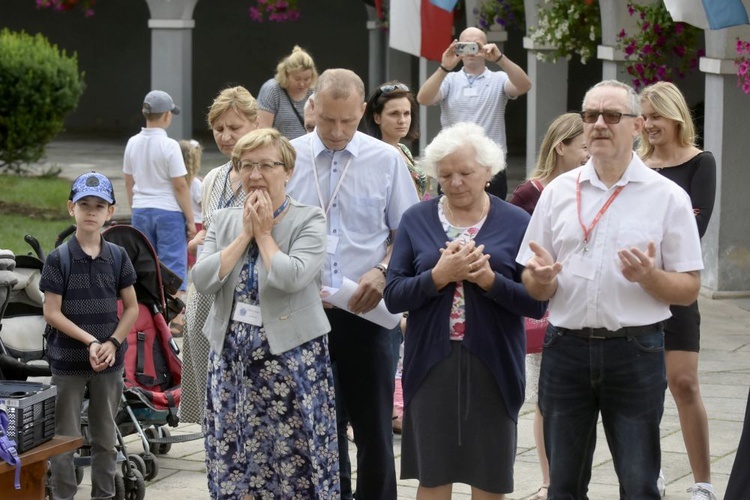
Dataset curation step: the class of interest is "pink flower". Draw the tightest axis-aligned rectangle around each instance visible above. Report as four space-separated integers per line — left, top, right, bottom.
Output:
249 6 263 21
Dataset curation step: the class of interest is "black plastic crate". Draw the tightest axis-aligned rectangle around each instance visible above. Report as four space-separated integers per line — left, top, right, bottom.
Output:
0 381 56 453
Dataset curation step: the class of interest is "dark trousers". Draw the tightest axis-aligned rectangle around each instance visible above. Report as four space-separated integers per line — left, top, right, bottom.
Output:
326 309 396 500
725 387 750 500
539 326 666 500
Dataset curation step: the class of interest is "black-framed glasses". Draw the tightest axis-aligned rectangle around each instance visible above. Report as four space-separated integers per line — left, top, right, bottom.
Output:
239 161 285 173
580 110 638 124
379 83 410 95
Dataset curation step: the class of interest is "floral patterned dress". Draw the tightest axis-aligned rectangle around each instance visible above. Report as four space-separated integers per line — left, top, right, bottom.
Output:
204 247 339 499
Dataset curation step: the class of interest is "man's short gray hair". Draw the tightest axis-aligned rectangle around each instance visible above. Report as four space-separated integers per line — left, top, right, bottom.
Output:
584 79 641 116
314 69 365 101
420 122 505 179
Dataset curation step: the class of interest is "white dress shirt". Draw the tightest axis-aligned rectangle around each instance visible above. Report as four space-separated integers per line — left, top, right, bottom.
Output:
516 153 703 330
288 131 419 288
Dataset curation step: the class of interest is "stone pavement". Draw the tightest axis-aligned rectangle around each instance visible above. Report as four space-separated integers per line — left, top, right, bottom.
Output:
34 136 750 499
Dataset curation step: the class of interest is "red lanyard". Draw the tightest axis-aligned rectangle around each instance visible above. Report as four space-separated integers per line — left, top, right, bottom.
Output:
576 172 624 251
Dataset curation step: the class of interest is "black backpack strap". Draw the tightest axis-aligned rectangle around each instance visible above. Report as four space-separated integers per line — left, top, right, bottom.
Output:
105 241 124 289
57 241 71 297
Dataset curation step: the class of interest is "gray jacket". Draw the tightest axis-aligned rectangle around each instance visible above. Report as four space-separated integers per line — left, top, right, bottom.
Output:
191 199 330 355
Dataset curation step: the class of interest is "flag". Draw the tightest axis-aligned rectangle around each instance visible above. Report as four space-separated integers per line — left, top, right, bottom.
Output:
389 0 455 62
664 0 749 30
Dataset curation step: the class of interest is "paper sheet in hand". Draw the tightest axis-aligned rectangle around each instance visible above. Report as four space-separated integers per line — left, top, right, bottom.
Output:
321 277 401 329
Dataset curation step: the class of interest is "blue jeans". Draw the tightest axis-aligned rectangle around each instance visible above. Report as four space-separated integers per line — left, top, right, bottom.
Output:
132 208 187 291
539 325 666 500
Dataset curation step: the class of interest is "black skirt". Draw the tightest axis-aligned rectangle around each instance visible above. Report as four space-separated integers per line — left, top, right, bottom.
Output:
400 342 517 493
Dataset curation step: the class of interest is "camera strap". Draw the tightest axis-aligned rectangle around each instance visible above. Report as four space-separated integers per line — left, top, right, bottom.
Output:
0 406 21 490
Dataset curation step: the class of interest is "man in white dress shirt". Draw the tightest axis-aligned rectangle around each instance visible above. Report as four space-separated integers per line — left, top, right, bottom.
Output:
517 80 703 499
287 68 419 500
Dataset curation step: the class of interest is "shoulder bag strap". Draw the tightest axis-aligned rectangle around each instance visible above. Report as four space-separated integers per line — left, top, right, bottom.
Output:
281 88 305 129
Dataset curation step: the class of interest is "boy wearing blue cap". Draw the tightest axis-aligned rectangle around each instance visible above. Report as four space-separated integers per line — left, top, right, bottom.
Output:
40 171 139 500
123 90 196 331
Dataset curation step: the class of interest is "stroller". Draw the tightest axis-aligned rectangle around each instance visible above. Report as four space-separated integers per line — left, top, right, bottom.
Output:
98 224 203 482
0 236 150 499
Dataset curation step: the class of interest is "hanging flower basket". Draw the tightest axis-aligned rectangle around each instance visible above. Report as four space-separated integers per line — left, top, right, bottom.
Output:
475 0 525 33
617 1 704 91
529 0 600 64
736 38 750 94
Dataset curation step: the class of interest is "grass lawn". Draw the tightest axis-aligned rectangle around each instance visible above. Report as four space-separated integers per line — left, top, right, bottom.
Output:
0 175 73 257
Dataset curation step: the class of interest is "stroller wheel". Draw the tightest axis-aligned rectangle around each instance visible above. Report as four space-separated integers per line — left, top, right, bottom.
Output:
122 453 147 478
114 472 126 500
157 426 172 455
123 468 146 500
144 426 159 455
140 452 160 481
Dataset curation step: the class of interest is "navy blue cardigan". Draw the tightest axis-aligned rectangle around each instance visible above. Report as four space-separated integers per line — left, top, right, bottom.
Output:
384 195 547 422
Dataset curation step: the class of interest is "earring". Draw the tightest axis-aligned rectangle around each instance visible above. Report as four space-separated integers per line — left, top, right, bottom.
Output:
285 179 289 186
485 181 491 188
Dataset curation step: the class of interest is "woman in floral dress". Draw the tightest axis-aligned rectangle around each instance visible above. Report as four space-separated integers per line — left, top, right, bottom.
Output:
192 128 338 499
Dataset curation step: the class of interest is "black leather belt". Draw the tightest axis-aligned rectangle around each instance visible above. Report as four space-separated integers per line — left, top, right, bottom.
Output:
558 322 663 340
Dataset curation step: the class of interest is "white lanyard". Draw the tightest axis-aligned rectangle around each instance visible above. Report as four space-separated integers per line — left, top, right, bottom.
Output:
311 140 354 216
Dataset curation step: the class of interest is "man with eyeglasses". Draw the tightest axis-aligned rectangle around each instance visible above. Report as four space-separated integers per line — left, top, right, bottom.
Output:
287 68 419 500
516 80 703 499
416 26 531 200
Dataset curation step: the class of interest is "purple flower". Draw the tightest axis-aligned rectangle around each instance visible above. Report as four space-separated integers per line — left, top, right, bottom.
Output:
627 4 635 16
642 44 652 54
636 63 644 75
642 21 650 31
656 65 667 79
675 24 684 35
653 23 662 34
673 45 685 57
249 6 263 21
743 81 750 94
619 29 626 38
625 41 636 56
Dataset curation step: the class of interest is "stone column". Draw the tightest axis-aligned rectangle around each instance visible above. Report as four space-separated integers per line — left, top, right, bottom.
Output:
700 25 750 295
144 0 199 140
597 0 657 82
365 5 386 93
523 0 568 174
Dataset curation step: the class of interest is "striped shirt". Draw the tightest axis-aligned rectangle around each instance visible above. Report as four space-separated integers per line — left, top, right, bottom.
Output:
439 68 513 152
257 79 311 140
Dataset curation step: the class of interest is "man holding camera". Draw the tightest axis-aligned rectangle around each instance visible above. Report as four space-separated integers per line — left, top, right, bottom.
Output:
416 27 531 200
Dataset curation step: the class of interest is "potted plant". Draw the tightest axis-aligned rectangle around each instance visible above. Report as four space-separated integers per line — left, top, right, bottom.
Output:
617 1 704 90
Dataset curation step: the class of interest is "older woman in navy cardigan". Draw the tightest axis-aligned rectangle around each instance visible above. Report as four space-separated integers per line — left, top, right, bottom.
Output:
384 122 546 500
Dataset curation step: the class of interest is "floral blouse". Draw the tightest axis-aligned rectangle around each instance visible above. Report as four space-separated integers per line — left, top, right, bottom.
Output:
437 196 487 341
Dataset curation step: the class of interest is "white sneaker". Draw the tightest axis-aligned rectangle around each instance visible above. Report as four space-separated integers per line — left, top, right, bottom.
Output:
657 469 666 498
687 484 717 500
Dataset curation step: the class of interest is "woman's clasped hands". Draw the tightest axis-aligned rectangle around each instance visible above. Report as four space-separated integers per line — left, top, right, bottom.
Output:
432 239 493 291
243 190 277 240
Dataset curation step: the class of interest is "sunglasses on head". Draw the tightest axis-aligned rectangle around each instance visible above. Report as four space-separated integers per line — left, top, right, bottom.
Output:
379 83 410 95
580 110 638 124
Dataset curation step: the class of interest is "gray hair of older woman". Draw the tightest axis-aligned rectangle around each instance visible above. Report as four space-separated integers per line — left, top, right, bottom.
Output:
231 128 296 174
420 122 505 179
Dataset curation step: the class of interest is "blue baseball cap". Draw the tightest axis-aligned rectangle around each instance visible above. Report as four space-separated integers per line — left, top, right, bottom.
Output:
69 171 116 204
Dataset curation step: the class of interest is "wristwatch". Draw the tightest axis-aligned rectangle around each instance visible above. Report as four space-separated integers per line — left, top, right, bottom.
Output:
375 263 388 277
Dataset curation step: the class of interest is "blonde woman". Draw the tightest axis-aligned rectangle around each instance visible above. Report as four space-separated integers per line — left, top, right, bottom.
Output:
257 45 318 139
639 81 717 500
179 86 260 425
509 113 588 215
509 112 588 500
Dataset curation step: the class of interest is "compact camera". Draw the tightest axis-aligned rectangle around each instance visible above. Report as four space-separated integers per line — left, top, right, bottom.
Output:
455 42 480 56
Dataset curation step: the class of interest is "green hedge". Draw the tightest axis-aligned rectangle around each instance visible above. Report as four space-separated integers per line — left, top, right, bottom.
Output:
0 29 85 173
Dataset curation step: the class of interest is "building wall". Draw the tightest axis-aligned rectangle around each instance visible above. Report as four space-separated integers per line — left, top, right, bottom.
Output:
3 0 369 140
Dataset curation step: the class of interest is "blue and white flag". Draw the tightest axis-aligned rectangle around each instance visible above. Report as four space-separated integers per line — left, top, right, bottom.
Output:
664 0 749 30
